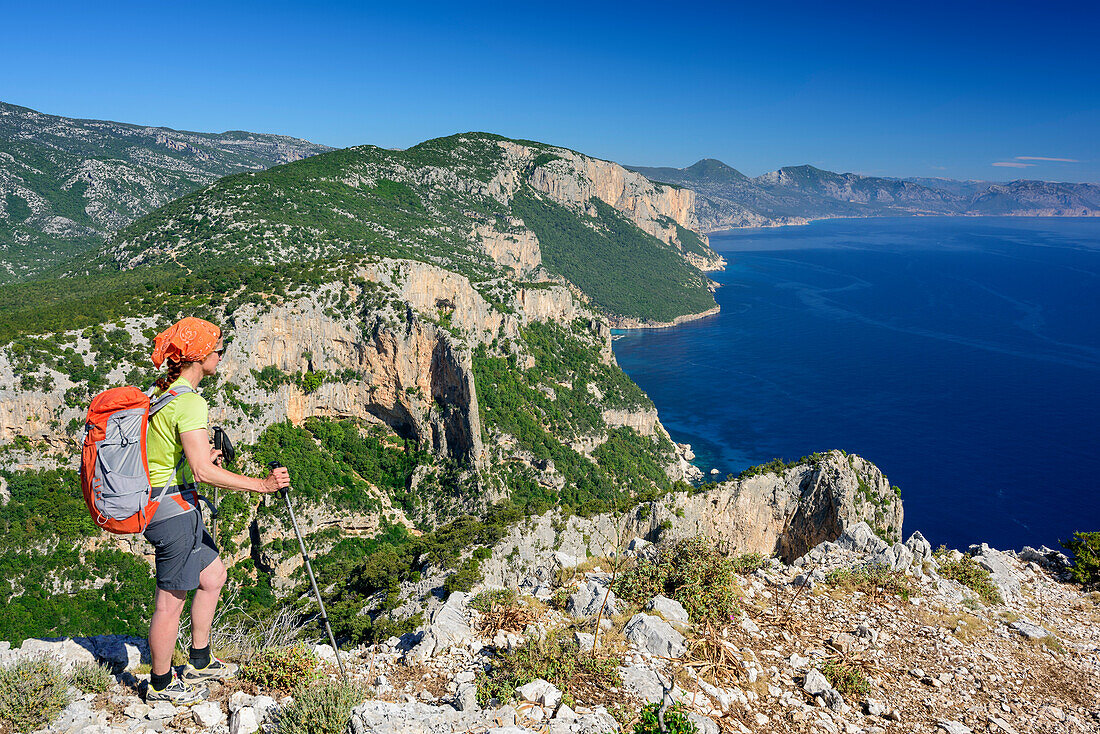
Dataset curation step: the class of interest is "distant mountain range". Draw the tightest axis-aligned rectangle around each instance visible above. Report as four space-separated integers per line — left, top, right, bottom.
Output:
0 101 332 281
627 159 1100 231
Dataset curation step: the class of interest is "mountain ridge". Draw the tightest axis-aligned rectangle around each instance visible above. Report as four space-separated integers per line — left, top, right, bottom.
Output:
627 158 1100 231
0 100 333 281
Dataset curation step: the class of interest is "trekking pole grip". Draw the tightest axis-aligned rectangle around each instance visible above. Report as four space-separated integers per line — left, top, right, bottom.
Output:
267 461 288 498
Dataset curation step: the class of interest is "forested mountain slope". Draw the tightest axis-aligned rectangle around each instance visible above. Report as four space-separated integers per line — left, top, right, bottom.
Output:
0 101 332 281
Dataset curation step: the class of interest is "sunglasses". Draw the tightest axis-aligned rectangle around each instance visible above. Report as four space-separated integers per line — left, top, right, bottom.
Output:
214 346 226 357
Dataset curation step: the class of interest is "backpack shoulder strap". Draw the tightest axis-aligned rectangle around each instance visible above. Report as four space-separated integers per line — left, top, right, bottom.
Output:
149 385 195 416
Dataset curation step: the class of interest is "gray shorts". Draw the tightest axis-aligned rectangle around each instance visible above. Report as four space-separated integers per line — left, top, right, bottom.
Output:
143 510 220 591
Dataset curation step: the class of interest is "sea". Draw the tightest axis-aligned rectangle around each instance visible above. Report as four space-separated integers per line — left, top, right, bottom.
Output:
611 217 1100 553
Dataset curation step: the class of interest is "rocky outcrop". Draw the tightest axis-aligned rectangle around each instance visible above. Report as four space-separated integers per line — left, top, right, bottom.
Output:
649 451 903 562
479 451 901 594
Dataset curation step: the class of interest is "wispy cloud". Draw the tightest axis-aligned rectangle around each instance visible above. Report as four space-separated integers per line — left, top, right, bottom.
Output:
1015 156 1079 162
993 161 1034 168
930 165 947 170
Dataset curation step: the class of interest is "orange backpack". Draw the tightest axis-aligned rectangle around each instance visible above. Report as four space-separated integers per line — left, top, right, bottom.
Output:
80 385 191 534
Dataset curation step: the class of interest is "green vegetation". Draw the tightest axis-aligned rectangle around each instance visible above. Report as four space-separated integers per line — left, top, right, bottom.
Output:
474 321 672 516
67 662 113 694
824 565 913 602
737 453 826 480
0 657 71 733
512 190 715 322
476 628 620 707
820 660 870 697
240 644 320 690
729 552 767 575
1062 532 1100 586
0 469 96 544
615 537 739 625
278 681 365 734
632 702 697 734
933 549 1003 605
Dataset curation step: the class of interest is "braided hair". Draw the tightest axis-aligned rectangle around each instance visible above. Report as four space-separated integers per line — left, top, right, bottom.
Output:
154 359 187 392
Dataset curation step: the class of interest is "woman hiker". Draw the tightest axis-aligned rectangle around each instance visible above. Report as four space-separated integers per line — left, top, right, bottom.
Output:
143 317 290 704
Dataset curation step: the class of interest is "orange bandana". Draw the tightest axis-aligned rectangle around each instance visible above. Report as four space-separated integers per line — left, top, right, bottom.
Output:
151 317 222 368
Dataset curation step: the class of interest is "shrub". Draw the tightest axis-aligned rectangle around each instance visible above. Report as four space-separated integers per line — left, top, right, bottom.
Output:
820 660 870 697
615 536 738 625
934 549 1003 605
730 552 766 575
476 628 619 707
1061 532 1100 586
68 661 113 693
824 565 913 602
469 588 518 614
278 681 365 734
0 657 71 733
632 701 697 734
240 644 319 690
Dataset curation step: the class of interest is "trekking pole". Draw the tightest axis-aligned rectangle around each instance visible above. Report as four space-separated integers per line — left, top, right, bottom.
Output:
267 461 347 681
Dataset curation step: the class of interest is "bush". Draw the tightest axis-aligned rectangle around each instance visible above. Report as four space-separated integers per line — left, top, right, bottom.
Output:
934 549 1003 605
476 628 619 707
820 660 870 697
730 552 766 575
632 701 697 734
68 661 113 693
1062 532 1100 586
278 681 365 734
615 537 739 625
824 565 913 602
0 657 71 733
240 644 319 690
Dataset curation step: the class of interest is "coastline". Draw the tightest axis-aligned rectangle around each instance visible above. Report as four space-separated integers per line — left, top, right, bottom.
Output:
609 304 721 330
701 211 1100 236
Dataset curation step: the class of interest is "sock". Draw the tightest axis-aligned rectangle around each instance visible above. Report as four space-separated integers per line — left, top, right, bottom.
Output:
150 671 172 691
189 644 211 669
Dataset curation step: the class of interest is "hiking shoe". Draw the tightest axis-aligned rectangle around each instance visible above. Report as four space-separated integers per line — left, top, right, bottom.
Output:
145 676 207 705
181 655 238 684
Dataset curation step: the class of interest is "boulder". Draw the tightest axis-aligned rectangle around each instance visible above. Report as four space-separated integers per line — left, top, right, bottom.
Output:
517 678 562 709
230 707 260 734
803 668 832 696
645 596 689 628
566 580 620 619
617 664 667 703
835 523 888 555
968 544 1020 604
624 613 686 658
17 638 97 668
455 682 478 712
1009 621 1050 640
905 531 933 562
192 701 225 728
891 542 914 572
408 592 473 661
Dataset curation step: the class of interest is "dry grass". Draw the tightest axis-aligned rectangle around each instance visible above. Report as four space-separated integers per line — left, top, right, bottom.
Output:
676 623 746 688
917 608 988 643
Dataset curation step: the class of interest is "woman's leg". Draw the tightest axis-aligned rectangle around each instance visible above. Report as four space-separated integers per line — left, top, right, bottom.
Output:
149 588 188 675
189 556 227 650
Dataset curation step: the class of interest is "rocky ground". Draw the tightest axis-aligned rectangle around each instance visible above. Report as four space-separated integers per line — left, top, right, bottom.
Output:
4 525 1098 734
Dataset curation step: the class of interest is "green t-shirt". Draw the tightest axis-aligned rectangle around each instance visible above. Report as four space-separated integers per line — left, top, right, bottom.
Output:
147 376 208 488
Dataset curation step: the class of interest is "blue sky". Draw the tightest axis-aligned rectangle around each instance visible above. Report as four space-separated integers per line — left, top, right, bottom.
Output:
2 0 1097 181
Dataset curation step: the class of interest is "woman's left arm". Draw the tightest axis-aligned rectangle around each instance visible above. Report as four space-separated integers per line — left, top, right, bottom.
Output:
180 429 284 493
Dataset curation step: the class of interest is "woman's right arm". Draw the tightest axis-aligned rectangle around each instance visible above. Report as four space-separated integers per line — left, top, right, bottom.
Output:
180 429 289 493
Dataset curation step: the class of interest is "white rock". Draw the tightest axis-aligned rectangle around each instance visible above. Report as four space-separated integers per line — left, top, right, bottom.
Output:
229 691 255 713
624 613 687 658
455 682 478 711
803 668 832 696
230 706 260 734
146 701 177 720
937 721 972 734
192 701 225 728
517 678 562 709
646 596 690 627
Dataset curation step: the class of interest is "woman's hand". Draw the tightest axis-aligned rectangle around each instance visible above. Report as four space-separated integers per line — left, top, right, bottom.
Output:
259 466 291 494
210 447 223 466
